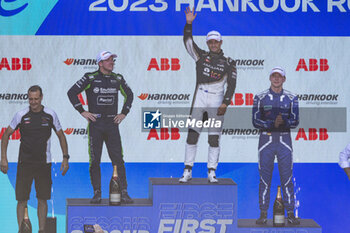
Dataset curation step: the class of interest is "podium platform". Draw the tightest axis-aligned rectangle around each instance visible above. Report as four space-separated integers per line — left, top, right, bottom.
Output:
66 178 321 233
238 219 321 232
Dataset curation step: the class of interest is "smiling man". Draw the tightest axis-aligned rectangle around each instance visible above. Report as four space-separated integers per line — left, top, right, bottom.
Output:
179 7 237 183
0 85 69 233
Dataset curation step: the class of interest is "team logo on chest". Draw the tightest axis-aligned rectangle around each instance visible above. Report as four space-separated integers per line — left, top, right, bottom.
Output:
203 67 210 77
264 105 272 111
23 117 31 124
41 117 50 126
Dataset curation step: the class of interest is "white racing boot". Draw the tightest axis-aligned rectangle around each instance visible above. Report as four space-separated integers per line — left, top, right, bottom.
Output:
208 169 218 183
179 168 192 183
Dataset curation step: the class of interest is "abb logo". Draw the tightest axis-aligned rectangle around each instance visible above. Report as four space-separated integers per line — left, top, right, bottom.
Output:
147 128 180 140
0 128 21 140
295 128 328 141
78 93 88 105
0 58 32 71
230 93 254 106
147 58 180 71
296 59 329 72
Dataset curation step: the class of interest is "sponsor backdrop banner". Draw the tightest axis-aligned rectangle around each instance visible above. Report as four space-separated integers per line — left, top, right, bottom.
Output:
1 1 350 233
1 36 349 163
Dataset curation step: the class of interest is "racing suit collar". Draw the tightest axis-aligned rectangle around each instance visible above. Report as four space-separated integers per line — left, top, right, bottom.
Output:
209 49 224 57
269 87 284 95
98 69 113 78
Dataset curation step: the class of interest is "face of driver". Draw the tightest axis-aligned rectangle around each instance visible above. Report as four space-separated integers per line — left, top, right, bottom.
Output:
207 39 223 54
269 72 286 90
99 56 115 74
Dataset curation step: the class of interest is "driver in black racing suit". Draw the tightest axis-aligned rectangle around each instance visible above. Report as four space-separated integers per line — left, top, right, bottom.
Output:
67 51 134 204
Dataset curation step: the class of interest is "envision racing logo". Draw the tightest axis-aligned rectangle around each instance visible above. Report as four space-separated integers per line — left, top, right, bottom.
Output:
0 0 28 17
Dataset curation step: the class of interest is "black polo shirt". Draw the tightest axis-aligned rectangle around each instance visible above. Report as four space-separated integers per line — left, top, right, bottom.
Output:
10 106 62 163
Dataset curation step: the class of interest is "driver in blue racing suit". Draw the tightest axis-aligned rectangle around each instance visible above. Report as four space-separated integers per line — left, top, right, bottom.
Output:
252 67 300 225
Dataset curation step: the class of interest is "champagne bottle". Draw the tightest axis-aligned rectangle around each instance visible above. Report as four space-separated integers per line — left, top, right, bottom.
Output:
273 186 285 227
20 206 32 233
109 165 121 206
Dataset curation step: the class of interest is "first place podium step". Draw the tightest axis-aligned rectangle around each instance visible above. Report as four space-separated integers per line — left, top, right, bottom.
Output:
66 178 321 233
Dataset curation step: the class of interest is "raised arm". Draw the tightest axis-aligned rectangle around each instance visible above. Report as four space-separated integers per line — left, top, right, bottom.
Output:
183 7 206 61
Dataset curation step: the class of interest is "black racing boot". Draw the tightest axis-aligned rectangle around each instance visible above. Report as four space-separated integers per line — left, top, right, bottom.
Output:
256 210 268 225
121 189 133 204
90 189 102 204
287 211 300 225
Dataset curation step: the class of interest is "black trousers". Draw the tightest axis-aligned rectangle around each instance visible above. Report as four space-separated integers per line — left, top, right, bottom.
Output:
88 118 127 191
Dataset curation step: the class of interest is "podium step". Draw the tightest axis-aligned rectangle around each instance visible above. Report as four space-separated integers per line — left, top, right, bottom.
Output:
238 218 321 227
238 219 321 232
149 177 236 185
67 198 152 206
66 178 321 233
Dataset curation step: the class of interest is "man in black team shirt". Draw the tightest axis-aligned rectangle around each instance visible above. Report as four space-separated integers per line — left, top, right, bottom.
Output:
67 51 133 204
0 85 69 233
179 7 237 183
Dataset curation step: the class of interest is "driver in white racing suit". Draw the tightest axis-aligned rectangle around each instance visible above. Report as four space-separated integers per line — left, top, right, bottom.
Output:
179 7 237 183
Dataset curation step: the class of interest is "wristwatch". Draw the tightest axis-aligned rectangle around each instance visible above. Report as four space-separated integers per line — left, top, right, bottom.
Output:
63 154 70 160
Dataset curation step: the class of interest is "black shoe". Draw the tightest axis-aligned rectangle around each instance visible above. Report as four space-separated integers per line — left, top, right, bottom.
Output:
90 189 102 204
121 189 133 204
287 211 300 225
256 211 268 225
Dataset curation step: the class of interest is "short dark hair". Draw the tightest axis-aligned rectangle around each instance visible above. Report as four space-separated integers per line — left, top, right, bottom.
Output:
28 85 43 96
